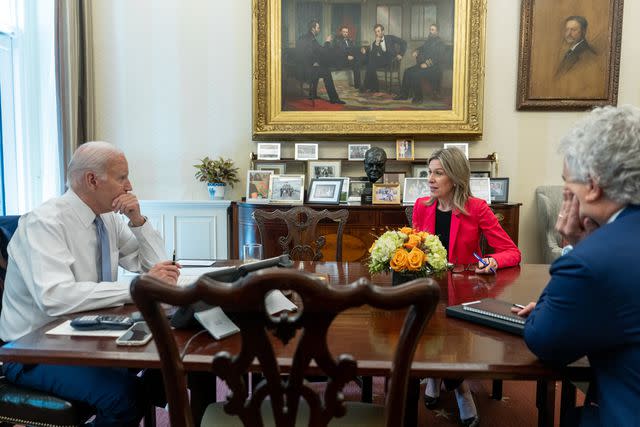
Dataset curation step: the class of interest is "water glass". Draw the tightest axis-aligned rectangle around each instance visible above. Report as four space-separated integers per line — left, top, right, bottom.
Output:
243 243 263 262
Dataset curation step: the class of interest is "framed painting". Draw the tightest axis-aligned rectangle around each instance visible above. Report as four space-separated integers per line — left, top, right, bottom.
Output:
516 0 623 110
252 0 486 139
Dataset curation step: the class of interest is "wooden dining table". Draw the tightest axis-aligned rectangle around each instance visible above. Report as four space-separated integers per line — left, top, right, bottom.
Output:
0 262 590 426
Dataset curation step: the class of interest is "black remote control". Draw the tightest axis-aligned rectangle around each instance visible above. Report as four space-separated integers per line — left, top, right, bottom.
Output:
70 315 134 330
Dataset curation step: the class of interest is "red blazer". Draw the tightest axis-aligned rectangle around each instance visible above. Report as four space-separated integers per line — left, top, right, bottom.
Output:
412 196 521 268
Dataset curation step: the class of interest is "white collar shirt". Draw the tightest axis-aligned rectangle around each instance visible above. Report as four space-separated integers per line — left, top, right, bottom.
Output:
0 190 166 341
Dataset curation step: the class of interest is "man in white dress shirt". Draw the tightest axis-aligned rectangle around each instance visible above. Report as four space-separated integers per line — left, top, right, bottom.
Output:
0 141 180 427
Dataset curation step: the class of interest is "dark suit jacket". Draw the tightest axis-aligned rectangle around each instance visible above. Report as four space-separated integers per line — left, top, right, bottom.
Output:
524 205 640 427
367 34 407 66
412 196 521 267
295 32 332 78
555 39 597 76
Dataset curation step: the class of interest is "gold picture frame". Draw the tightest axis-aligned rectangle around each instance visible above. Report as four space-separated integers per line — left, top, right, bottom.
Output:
372 183 401 205
516 0 623 110
252 0 486 139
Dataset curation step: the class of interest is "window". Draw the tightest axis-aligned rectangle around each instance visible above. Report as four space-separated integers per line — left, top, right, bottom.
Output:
376 5 402 37
0 0 60 214
410 4 437 40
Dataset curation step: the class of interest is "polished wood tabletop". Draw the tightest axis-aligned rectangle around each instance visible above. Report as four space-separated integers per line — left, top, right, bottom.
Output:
0 262 589 381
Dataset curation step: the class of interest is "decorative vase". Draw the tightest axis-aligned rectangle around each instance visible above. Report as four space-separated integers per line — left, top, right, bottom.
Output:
207 183 226 200
391 271 421 286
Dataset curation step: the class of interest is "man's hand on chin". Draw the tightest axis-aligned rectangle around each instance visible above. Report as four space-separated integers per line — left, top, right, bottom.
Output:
112 193 145 226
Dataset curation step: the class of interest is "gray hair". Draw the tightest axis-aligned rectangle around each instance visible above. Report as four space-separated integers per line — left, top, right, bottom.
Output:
559 105 640 205
66 141 123 189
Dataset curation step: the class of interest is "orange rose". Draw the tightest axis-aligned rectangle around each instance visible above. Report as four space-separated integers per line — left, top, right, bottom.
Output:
400 227 413 235
403 234 422 250
390 249 409 272
407 247 427 271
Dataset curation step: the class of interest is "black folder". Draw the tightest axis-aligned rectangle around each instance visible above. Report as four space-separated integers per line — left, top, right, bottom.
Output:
445 298 525 336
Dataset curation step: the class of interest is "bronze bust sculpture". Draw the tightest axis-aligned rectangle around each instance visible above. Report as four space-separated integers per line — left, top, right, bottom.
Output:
363 147 387 183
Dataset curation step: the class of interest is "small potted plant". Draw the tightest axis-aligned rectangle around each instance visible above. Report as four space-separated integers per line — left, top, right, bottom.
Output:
194 156 240 200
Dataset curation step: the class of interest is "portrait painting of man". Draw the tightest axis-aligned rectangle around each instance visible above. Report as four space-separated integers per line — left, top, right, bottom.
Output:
280 0 455 112
518 0 622 108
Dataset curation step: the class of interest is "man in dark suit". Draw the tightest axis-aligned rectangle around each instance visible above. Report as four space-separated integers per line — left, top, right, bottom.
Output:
514 105 640 427
331 25 361 89
295 20 345 104
555 16 597 77
394 24 447 103
360 24 406 93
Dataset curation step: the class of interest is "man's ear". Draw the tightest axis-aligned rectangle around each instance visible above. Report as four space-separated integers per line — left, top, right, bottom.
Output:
85 171 99 190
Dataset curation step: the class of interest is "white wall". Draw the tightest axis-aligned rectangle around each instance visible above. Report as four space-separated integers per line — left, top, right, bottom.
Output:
91 0 640 263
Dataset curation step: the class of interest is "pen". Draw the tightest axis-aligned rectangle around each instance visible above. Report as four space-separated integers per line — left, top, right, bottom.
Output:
513 303 526 309
473 252 496 274
172 249 176 265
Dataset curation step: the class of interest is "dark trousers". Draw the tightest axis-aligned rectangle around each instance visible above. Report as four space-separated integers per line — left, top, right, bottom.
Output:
308 65 340 101
399 64 442 100
362 55 392 92
3 362 152 427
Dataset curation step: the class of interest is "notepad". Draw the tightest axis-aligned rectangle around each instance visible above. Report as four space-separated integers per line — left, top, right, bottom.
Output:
178 259 215 267
445 298 525 335
462 299 525 325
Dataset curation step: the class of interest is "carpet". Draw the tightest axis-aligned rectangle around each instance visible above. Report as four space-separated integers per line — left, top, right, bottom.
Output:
146 377 585 426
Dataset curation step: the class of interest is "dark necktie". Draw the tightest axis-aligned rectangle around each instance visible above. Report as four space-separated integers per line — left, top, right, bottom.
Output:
94 216 112 282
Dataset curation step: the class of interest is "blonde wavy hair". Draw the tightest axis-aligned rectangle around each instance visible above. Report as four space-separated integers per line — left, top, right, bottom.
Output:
423 147 472 215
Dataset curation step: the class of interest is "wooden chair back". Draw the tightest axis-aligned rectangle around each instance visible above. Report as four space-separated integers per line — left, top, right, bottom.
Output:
131 268 440 427
404 206 413 227
252 207 349 262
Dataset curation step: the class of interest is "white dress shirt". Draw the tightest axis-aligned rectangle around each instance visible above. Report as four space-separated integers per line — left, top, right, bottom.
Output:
0 190 166 341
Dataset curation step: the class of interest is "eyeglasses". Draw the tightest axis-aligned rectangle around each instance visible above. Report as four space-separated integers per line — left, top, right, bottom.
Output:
451 264 477 273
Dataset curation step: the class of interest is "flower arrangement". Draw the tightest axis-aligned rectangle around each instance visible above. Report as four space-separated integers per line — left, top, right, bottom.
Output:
368 227 448 276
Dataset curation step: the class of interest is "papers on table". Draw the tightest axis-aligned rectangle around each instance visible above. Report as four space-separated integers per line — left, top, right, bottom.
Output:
177 259 215 267
194 290 297 340
177 267 229 287
46 320 124 337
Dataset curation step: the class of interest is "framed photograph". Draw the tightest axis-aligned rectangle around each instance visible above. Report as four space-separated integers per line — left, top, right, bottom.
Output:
516 0 623 110
403 178 430 205
308 160 341 180
307 178 343 204
334 177 350 203
383 172 406 191
412 164 429 178
295 143 318 160
444 142 469 159
246 170 272 203
372 183 401 205
256 162 286 175
471 177 491 205
252 0 486 138
348 180 368 202
268 175 305 204
470 171 491 178
256 142 281 160
348 144 371 161
396 139 414 161
489 178 510 203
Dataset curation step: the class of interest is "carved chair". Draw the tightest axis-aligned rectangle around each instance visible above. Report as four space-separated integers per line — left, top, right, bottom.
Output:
0 215 94 427
253 207 349 262
131 268 440 427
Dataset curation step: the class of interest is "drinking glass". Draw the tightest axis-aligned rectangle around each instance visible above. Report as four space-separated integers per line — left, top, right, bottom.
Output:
243 243 263 262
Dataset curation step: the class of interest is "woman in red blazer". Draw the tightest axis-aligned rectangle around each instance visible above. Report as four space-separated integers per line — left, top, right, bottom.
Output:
412 147 521 427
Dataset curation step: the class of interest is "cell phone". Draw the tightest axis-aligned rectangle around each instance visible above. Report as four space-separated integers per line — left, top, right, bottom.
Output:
70 315 133 331
115 322 153 346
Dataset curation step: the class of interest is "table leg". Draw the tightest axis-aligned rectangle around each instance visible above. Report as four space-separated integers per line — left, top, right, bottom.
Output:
403 377 419 427
536 380 556 427
560 380 577 427
188 372 217 425
491 379 503 400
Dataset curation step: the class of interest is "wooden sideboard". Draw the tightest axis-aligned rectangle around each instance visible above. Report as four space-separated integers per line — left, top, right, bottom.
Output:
230 202 521 262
